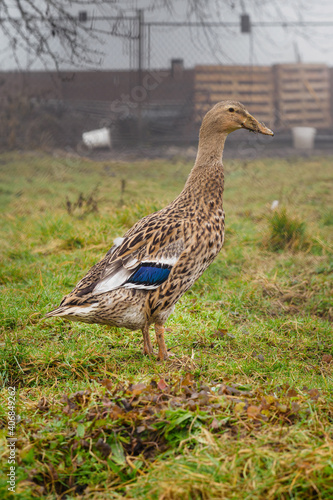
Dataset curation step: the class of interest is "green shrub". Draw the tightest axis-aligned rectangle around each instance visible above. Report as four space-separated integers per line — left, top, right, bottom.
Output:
266 208 309 251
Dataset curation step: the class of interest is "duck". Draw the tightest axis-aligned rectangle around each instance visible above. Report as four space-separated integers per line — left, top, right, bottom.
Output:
46 101 273 360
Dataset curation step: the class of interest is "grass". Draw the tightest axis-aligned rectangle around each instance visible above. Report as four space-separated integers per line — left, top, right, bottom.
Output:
265 208 309 251
0 150 332 499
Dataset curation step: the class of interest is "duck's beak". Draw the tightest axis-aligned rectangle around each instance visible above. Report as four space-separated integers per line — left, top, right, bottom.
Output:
242 113 274 136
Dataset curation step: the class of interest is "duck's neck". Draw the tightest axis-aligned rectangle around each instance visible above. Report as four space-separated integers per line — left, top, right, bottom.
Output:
180 131 227 204
194 131 228 166
184 131 227 189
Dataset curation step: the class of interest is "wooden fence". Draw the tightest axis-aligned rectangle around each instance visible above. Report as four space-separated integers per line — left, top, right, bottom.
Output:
274 64 331 128
194 65 274 126
194 63 332 129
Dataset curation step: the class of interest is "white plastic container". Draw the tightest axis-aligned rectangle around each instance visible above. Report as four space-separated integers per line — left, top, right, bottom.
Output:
82 127 111 149
292 127 316 150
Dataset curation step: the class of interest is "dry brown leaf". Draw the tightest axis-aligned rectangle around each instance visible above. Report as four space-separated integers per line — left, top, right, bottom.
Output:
95 438 111 458
131 383 147 396
37 397 50 412
247 405 261 419
286 388 298 398
291 402 301 414
109 404 125 419
181 373 194 387
212 329 228 339
157 379 168 391
308 388 320 401
101 379 113 391
276 403 288 413
234 402 246 413
210 418 220 430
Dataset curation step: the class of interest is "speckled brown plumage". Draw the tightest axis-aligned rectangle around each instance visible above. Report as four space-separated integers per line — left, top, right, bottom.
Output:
46 101 273 360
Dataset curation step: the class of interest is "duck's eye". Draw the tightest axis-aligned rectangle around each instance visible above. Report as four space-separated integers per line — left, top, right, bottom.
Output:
228 107 235 113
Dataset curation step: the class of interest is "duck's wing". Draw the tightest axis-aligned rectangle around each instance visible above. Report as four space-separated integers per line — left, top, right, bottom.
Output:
76 215 186 296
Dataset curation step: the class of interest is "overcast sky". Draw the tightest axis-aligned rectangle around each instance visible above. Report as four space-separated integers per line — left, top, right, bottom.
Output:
1 0 333 70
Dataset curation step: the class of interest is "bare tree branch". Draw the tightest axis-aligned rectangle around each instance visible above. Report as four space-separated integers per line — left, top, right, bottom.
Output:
0 0 332 70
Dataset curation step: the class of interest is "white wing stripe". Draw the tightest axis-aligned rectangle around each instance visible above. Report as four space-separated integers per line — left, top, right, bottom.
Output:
92 267 132 295
123 283 159 290
113 237 125 247
92 248 179 295
142 256 178 266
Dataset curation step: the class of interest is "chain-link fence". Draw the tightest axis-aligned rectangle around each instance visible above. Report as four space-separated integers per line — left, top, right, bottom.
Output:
0 15 332 152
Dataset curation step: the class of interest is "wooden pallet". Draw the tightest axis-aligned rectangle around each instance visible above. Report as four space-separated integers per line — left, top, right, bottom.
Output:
194 65 274 126
274 64 331 129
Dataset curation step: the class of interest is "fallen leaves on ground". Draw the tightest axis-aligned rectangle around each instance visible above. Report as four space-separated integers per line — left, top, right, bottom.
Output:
12 374 328 497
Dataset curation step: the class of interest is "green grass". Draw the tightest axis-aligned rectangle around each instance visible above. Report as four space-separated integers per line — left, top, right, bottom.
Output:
265 208 309 251
0 151 332 499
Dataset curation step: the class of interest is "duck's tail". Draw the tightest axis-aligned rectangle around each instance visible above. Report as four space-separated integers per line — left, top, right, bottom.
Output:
45 305 71 318
45 301 98 322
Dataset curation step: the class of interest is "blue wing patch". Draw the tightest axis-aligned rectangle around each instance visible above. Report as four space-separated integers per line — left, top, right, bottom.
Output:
125 263 171 289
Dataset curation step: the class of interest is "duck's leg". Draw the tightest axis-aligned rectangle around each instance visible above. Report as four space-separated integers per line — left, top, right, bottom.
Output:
155 323 168 361
142 323 153 356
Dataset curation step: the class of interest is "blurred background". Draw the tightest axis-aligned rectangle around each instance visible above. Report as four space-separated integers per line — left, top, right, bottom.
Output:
1 0 333 155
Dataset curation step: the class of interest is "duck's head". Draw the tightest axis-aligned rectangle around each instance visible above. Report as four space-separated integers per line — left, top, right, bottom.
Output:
201 100 274 137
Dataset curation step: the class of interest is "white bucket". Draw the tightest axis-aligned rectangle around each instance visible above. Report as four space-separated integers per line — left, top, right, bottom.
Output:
82 127 111 149
292 127 316 150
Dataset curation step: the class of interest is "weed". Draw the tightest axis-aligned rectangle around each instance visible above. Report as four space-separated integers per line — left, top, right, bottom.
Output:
265 208 310 251
66 186 100 218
